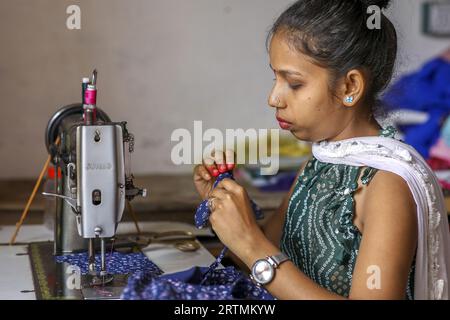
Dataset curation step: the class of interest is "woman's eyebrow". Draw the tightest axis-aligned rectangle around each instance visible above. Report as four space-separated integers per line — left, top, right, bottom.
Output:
269 64 304 77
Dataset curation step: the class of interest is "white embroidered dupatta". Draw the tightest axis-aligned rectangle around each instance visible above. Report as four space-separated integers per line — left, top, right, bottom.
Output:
312 136 450 300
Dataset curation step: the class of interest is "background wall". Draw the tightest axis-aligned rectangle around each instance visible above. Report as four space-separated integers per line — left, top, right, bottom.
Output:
390 0 450 77
0 0 448 179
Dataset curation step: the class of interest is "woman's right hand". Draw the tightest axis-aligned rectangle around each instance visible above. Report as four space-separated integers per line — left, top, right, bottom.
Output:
193 150 235 200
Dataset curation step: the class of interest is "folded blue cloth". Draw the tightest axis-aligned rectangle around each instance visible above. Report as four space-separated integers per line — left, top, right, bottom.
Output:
121 266 274 300
382 58 450 158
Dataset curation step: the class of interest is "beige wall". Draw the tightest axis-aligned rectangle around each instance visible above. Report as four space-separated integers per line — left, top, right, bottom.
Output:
0 0 448 179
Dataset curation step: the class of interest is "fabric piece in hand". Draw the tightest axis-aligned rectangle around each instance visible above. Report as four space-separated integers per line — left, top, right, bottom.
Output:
121 266 274 300
195 172 264 229
194 171 264 284
382 58 450 158
55 251 163 276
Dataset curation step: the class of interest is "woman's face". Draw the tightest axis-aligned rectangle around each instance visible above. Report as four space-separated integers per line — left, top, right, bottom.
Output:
268 32 352 142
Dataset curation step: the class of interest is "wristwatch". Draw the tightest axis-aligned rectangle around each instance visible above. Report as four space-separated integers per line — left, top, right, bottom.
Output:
250 252 289 286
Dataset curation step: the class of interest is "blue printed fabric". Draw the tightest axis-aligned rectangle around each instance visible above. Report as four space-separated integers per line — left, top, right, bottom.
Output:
194 171 264 284
121 266 274 300
382 58 450 158
120 171 272 300
55 251 163 276
195 172 264 229
58 171 271 300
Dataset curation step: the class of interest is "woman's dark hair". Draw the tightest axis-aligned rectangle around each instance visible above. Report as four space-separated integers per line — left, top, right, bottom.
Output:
267 0 397 116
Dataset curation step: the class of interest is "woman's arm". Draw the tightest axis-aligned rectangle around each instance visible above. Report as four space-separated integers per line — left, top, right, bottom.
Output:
210 170 418 300
348 170 418 299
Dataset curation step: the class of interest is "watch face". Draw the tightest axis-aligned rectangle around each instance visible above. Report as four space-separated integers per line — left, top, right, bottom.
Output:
252 259 274 285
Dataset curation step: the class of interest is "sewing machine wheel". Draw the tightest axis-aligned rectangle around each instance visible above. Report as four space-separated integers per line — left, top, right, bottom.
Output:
45 103 111 155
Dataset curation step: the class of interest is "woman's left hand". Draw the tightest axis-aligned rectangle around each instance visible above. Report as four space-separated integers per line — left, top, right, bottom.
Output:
208 178 265 261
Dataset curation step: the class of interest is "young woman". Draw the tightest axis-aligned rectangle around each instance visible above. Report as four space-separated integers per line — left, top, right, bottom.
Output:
193 0 450 300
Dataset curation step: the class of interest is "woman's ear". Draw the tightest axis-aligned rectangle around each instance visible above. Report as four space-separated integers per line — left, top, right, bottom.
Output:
341 69 366 107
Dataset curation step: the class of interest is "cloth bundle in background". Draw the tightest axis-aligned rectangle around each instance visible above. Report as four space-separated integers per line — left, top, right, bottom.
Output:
429 117 450 167
383 56 450 191
427 116 450 190
383 57 450 159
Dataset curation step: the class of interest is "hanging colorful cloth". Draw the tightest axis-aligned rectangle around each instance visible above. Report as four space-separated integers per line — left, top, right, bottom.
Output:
382 58 450 158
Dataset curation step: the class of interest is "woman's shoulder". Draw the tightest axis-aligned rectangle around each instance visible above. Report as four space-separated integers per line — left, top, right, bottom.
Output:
369 170 413 195
362 169 417 225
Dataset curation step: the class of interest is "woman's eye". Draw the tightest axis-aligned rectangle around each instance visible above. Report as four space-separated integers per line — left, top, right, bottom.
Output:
289 83 302 90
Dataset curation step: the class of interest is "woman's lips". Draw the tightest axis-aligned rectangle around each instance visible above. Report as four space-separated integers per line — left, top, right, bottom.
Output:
276 116 293 130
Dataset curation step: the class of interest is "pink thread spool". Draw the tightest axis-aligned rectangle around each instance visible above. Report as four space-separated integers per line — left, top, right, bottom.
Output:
85 85 97 105
84 84 97 123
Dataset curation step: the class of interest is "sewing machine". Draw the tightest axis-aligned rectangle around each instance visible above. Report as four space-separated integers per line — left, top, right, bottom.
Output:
35 70 146 299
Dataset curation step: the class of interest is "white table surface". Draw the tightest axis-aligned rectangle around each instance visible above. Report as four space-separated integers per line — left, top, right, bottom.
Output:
0 221 218 300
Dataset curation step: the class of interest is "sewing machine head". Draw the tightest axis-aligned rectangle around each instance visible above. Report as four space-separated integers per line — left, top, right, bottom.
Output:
44 69 146 287
76 123 126 239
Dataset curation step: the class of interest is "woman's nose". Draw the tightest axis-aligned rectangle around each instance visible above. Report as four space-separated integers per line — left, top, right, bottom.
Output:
268 93 285 109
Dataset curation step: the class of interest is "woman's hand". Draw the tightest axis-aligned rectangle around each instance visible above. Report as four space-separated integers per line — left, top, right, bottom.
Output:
193 150 235 200
208 178 266 261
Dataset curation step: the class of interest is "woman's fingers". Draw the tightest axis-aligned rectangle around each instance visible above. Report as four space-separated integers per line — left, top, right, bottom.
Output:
203 156 219 177
217 178 243 195
194 165 211 181
203 149 235 177
213 150 227 174
225 149 235 171
208 187 228 201
208 197 218 212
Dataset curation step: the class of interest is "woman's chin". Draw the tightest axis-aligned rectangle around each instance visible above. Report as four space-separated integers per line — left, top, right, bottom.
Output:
290 129 311 142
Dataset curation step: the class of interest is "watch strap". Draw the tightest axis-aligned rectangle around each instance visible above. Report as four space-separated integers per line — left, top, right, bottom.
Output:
267 252 289 268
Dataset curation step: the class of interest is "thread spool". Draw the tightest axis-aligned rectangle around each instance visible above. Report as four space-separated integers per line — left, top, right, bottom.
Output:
85 85 97 105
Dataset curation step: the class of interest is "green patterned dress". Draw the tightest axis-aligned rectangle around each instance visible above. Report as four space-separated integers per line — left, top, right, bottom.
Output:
280 127 415 299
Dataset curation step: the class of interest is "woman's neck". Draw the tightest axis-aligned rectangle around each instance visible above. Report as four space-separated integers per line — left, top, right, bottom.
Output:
327 115 382 142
